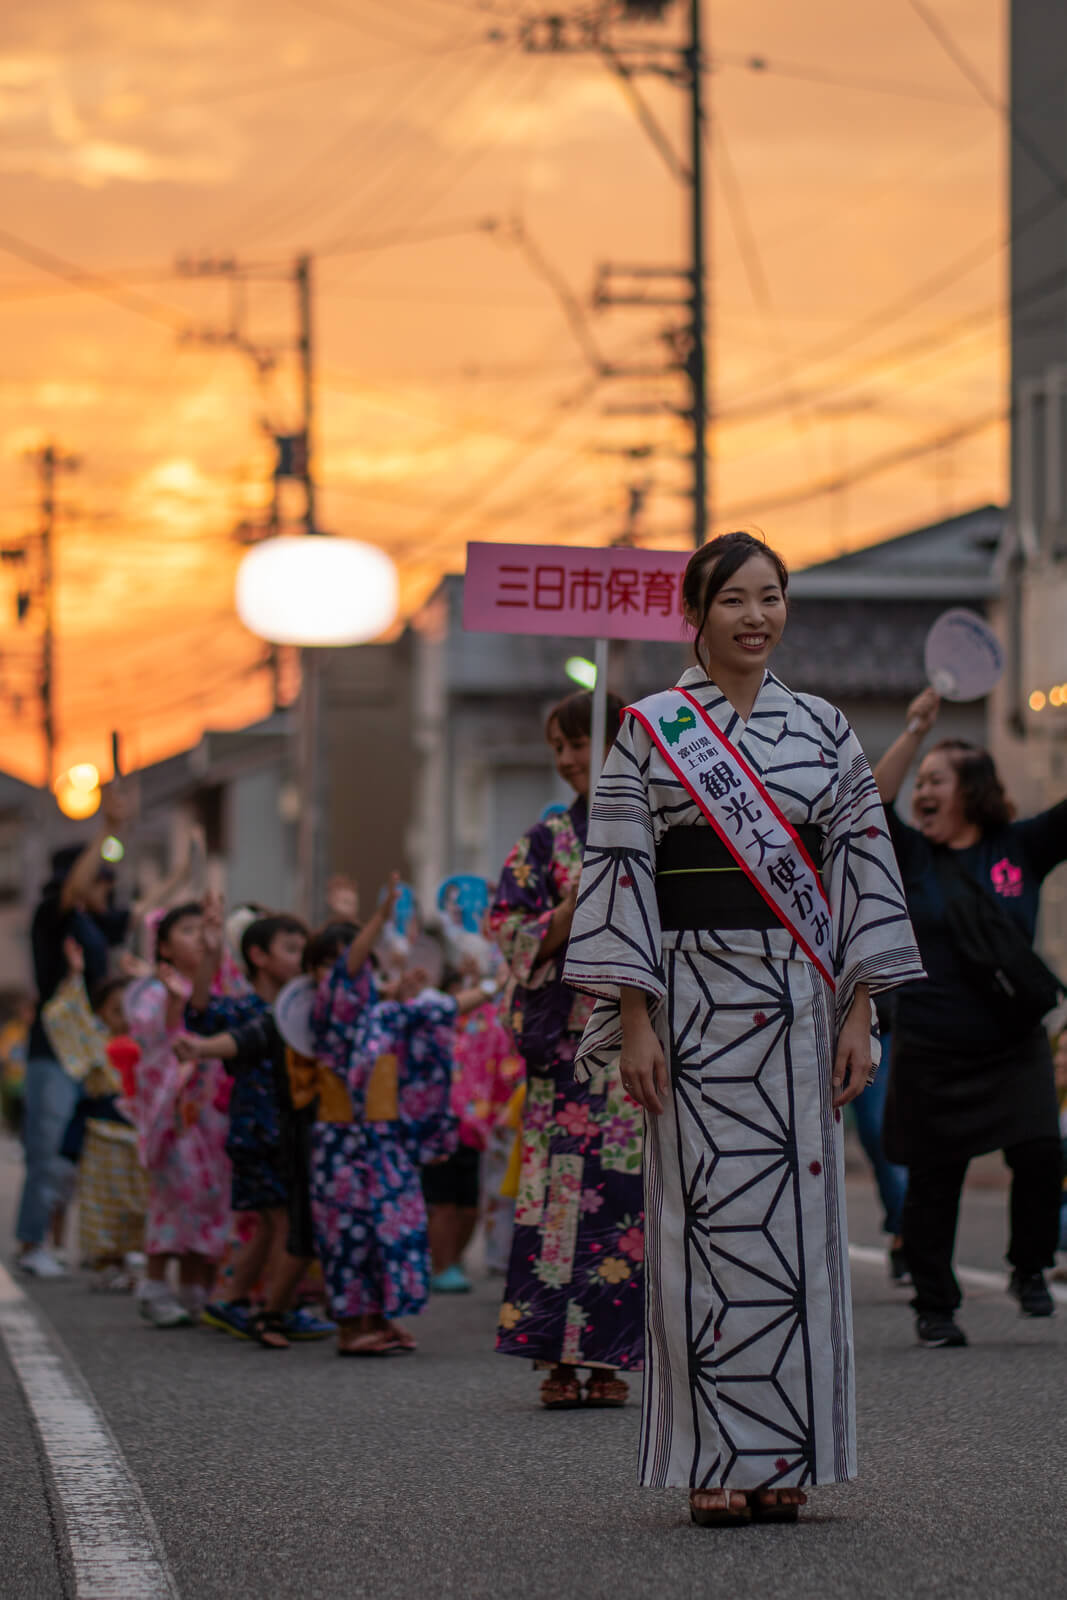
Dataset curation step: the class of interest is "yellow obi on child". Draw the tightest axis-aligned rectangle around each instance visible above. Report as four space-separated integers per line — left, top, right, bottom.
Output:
285 1050 399 1124
364 1054 399 1123
286 1049 353 1123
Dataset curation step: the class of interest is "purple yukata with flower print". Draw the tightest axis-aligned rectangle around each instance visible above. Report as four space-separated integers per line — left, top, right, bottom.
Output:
309 958 459 1322
490 797 644 1372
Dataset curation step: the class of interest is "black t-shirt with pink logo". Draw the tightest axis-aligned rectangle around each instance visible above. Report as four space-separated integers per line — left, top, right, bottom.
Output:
887 799 1067 1048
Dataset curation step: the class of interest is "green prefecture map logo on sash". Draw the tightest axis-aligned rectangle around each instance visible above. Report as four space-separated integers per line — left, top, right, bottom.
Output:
658 706 697 747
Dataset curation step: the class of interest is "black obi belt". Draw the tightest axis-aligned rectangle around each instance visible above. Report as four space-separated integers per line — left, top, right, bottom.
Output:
655 824 825 932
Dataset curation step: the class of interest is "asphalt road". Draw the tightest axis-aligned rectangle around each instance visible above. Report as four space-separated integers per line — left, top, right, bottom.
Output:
2 1130 1065 1600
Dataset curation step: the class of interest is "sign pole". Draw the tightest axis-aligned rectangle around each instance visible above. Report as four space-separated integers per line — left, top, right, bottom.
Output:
589 637 610 798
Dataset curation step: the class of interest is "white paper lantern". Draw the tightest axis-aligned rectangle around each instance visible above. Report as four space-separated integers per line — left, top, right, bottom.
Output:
235 535 398 646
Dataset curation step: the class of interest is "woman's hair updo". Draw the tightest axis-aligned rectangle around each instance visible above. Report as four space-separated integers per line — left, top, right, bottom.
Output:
682 530 789 668
929 740 1015 830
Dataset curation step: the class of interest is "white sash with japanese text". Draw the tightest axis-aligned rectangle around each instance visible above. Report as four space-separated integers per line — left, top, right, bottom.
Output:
627 686 836 991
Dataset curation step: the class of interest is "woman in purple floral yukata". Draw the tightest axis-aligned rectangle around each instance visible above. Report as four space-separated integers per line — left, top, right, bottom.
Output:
489 690 644 1409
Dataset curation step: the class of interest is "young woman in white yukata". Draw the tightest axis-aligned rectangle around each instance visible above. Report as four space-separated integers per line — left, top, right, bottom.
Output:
564 532 924 1527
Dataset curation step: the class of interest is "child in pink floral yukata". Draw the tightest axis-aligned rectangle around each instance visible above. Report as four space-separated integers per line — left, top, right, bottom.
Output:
307 880 459 1356
123 901 231 1328
423 944 523 1294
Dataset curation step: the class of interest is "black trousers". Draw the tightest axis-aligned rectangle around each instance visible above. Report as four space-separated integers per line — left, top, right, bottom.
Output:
902 1137 1063 1315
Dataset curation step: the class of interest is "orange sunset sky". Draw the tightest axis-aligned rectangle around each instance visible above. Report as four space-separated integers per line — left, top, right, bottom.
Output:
0 0 1007 785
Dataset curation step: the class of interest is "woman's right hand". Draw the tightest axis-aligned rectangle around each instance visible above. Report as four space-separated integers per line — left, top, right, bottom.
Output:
619 1014 669 1116
905 687 941 737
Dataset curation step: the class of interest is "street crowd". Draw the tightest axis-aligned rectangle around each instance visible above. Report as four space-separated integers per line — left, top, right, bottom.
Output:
4 532 1066 1527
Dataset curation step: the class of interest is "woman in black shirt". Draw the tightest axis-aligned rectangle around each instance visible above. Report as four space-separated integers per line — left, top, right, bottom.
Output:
876 689 1065 1347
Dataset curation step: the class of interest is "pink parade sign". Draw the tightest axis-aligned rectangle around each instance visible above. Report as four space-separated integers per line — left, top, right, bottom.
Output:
463 541 690 642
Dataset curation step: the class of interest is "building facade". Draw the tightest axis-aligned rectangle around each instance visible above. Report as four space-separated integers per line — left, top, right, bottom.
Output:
406 508 1002 908
990 0 1067 974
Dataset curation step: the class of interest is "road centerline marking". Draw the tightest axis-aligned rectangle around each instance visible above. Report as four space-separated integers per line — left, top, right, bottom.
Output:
0 1261 180 1599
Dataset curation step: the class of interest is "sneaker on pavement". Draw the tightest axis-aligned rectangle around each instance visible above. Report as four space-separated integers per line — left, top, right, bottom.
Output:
17 1246 69 1279
889 1246 912 1287
283 1306 337 1340
200 1300 253 1339
1009 1270 1055 1317
139 1291 193 1328
916 1312 968 1348
90 1266 136 1293
430 1264 473 1294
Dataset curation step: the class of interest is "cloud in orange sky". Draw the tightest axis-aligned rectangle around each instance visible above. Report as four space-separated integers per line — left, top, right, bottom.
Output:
0 0 1008 784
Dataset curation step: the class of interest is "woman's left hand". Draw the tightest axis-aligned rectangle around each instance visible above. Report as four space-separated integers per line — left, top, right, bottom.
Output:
832 985 872 1109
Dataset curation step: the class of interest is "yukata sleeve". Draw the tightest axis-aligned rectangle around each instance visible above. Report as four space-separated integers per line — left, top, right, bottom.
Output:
563 714 666 1079
489 822 561 990
398 992 460 1165
310 955 375 1077
824 714 926 1033
486 1012 524 1113
185 995 244 1037
226 1011 278 1071
42 976 107 1081
123 980 184 1171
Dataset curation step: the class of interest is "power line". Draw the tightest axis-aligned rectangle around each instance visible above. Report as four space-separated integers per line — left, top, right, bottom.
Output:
0 226 188 331
225 38 491 244
388 373 603 562
706 107 826 469
718 408 1005 523
289 0 475 51
905 0 1067 199
318 214 500 258
716 183 1064 415
499 218 605 376
713 48 979 105
149 51 448 112
715 259 1067 431
300 43 527 251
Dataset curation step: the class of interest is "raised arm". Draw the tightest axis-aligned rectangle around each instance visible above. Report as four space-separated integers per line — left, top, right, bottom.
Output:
133 824 206 923
189 890 224 1010
58 785 134 913
346 874 400 977
872 688 940 806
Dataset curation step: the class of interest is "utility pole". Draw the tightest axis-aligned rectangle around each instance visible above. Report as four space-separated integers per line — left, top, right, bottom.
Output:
39 446 59 787
3 444 79 787
296 254 316 537
293 252 323 924
686 0 708 546
176 251 322 917
515 0 710 545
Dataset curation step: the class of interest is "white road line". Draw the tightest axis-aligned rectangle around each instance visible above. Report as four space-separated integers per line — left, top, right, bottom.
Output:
848 1243 1067 1303
0 1261 179 1600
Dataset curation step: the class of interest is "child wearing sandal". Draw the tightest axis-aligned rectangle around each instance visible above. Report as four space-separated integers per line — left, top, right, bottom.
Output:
306 881 459 1356
123 902 232 1328
179 913 322 1350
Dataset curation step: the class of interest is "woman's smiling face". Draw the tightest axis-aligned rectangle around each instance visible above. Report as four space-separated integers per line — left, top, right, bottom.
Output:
687 552 787 676
547 717 591 798
911 748 968 843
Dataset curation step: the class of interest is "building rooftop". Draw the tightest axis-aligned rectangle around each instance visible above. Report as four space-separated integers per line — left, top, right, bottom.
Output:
789 505 1004 599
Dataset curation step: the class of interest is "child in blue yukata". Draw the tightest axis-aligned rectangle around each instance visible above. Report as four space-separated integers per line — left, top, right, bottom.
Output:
305 880 459 1356
179 913 332 1349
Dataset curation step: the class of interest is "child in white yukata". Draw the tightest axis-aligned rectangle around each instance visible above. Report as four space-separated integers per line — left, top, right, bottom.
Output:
307 882 459 1356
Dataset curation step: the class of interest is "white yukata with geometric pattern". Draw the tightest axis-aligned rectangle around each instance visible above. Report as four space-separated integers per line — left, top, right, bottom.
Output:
564 668 924 1492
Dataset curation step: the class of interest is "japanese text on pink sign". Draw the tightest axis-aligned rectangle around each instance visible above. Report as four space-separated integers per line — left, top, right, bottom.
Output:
463 542 690 641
